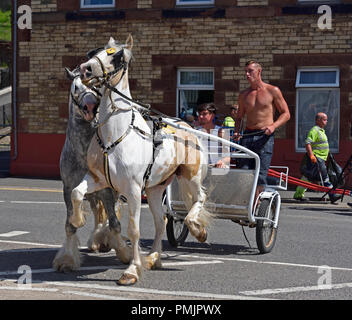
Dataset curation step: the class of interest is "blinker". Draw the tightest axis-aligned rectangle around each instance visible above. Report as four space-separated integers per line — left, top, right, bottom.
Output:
86 47 104 60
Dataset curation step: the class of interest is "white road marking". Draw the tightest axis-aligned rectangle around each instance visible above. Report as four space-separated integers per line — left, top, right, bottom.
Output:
1 279 269 300
0 261 222 277
0 239 62 247
0 187 62 192
45 281 268 300
10 201 64 204
63 290 130 300
240 282 352 296
175 254 352 272
0 231 30 238
163 260 223 267
0 286 58 292
0 248 61 253
0 266 121 276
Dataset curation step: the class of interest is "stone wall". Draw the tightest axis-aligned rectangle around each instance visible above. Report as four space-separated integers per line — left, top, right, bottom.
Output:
15 0 352 141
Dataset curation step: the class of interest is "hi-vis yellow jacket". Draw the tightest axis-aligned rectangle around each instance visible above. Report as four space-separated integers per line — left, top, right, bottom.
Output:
305 125 329 161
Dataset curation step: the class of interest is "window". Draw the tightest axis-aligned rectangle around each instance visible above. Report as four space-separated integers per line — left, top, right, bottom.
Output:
81 0 115 9
177 68 214 119
176 0 215 7
295 67 340 152
297 0 340 4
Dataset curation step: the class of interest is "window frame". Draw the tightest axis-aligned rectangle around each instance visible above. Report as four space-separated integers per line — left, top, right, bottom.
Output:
176 0 215 7
176 68 214 117
295 67 339 88
297 0 341 4
80 0 115 9
295 84 340 153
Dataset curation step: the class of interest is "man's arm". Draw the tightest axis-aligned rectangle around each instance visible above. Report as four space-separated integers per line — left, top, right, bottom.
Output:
233 92 245 140
265 86 291 135
305 129 317 163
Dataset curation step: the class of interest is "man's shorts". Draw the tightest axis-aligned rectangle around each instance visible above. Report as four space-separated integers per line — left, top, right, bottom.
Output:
238 130 274 186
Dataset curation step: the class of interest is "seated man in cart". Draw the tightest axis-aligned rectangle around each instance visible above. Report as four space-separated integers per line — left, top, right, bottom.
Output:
196 102 230 168
234 60 291 203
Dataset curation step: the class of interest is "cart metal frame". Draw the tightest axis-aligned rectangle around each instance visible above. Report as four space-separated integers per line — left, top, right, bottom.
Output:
161 118 288 253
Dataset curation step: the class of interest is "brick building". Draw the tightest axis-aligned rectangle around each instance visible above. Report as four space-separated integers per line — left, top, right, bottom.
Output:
11 0 352 178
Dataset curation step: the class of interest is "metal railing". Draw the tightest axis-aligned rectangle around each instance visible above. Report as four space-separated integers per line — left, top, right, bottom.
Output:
0 86 11 151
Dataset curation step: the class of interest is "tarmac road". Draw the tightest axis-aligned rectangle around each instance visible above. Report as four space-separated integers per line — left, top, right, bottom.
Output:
1 176 352 307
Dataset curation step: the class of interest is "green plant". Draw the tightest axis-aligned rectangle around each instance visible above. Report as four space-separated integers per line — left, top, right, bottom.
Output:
0 10 11 42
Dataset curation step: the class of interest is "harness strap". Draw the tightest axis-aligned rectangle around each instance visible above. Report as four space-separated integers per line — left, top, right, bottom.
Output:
97 111 135 190
96 111 135 152
103 151 115 189
142 119 159 189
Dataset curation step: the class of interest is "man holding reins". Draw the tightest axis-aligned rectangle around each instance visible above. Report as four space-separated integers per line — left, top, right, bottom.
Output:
234 60 291 202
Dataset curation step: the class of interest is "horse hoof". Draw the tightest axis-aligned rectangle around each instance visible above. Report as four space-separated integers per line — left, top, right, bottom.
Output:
197 229 207 243
53 262 74 273
117 273 137 286
143 252 160 270
98 244 112 253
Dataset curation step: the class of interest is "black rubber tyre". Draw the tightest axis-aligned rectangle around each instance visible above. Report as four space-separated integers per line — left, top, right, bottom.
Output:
162 193 189 248
166 215 189 248
256 197 278 254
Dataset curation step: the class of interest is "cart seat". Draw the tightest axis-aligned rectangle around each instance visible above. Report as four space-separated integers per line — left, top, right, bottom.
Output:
168 167 256 219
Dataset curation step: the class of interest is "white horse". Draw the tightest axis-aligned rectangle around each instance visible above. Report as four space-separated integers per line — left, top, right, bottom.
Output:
53 69 132 273
72 35 212 285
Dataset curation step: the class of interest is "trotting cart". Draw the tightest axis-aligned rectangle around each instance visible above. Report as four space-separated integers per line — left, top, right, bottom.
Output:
161 118 288 254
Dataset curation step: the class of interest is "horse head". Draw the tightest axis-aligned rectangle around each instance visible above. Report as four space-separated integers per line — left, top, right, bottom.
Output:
80 34 133 84
67 70 100 122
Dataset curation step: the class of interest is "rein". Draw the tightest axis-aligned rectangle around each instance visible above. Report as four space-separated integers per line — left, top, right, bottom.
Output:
101 79 183 123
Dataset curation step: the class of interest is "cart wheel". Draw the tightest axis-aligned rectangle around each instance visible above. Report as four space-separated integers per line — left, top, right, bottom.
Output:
166 215 189 248
161 193 189 248
256 197 278 254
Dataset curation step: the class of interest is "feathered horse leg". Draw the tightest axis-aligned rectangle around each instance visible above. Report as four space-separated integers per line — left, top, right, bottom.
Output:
53 185 82 272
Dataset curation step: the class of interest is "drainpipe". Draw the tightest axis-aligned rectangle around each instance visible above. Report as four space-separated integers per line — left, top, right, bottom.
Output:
12 0 18 160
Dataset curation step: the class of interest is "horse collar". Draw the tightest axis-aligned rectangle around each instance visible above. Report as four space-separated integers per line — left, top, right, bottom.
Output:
96 110 135 153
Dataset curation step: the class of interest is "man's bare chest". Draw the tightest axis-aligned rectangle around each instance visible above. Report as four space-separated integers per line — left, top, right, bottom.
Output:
244 90 273 111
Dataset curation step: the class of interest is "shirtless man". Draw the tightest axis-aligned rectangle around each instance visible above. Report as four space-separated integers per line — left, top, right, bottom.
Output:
234 60 290 200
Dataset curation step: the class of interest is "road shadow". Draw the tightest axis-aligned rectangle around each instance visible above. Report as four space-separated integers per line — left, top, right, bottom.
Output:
287 205 352 217
0 234 261 284
140 238 259 257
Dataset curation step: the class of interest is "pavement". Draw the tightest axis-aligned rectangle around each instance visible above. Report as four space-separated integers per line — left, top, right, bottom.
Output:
279 189 351 209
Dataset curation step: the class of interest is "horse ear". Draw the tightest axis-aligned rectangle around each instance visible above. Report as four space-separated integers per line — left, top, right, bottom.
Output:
125 34 133 51
65 67 76 81
108 37 115 47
